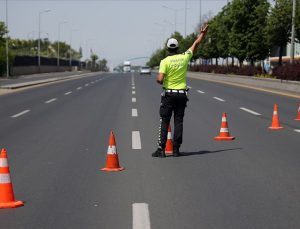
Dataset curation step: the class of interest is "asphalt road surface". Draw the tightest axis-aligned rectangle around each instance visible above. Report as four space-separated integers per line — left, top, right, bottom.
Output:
0 72 299 229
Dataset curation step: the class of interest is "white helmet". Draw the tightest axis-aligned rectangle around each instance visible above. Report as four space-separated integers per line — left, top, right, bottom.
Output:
167 38 179 49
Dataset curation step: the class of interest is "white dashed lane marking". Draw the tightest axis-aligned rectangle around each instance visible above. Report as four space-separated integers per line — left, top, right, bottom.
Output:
45 98 57 104
132 131 142 149
132 98 136 103
132 109 138 117
132 91 136 95
132 203 151 229
85 84 89 86
77 87 82 90
65 91 72 95
240 107 261 116
197 90 205 94
213 97 225 102
295 130 300 133
11 110 30 118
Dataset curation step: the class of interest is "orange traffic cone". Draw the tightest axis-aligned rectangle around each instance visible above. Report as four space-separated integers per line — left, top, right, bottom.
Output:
0 148 24 208
295 103 300 121
165 125 173 155
214 113 235 141
269 104 283 130
101 131 125 172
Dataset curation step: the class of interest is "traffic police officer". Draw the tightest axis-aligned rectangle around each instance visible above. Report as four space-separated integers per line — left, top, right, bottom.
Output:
152 25 209 158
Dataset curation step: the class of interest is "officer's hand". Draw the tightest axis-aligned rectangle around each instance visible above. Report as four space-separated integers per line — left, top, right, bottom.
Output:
200 24 209 34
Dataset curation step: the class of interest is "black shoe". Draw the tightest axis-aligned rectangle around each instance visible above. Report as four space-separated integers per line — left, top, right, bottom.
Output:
173 148 182 157
152 149 166 158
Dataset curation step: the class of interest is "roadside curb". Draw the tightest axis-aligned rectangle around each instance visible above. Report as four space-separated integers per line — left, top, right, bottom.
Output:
0 72 96 90
187 72 300 99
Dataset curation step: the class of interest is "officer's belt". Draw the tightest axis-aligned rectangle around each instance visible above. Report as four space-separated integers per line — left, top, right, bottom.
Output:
165 89 186 94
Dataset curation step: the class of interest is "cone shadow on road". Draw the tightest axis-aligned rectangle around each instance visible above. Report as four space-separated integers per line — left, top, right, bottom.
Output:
177 148 243 157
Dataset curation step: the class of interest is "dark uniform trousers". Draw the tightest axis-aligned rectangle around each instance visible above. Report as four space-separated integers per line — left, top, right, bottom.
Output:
158 92 188 150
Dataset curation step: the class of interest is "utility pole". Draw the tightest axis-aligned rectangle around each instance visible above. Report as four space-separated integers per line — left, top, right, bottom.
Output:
38 9 51 73
290 0 296 64
184 0 187 37
69 29 79 71
199 0 202 26
6 0 9 78
57 21 67 70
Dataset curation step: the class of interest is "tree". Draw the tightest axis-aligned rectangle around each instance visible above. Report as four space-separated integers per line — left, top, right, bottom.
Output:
295 0 300 42
147 48 166 68
228 0 251 65
0 22 8 44
90 53 98 71
197 17 222 64
0 22 8 76
245 0 270 65
98 58 109 71
267 0 293 65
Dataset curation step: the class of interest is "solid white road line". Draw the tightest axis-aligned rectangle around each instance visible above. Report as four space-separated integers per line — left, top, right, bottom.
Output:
77 87 82 90
294 129 300 133
240 107 261 116
197 90 205 94
132 98 136 103
45 98 57 104
11 110 30 118
213 97 225 102
132 91 136 95
132 203 151 229
65 91 72 95
132 131 142 149
132 109 138 117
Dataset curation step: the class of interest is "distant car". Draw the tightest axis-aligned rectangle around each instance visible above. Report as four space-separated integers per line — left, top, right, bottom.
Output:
140 66 151 75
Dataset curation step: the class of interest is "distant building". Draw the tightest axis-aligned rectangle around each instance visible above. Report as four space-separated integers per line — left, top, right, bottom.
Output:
270 42 300 65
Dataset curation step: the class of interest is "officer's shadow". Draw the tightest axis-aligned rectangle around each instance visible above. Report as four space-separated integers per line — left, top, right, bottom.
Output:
179 148 242 157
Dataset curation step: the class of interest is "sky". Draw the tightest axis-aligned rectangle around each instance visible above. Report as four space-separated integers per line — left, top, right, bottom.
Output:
0 0 228 68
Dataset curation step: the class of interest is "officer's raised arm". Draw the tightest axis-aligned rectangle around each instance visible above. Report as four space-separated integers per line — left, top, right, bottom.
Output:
189 24 209 53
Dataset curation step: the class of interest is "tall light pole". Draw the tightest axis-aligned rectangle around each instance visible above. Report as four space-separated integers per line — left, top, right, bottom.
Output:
184 0 187 37
162 5 177 32
69 29 79 70
38 9 51 72
57 21 67 70
5 0 9 78
199 0 202 26
155 22 168 47
85 38 96 60
290 0 296 64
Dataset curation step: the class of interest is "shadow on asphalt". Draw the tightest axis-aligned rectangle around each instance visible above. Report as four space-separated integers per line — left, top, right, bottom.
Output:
178 148 243 157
